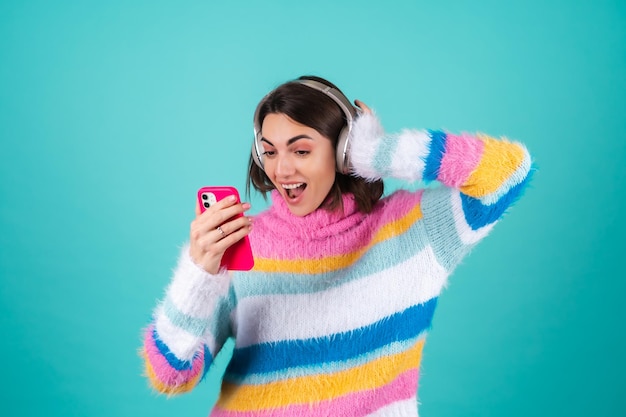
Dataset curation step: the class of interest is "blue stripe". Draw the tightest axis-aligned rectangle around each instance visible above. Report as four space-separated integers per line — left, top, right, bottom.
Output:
152 329 214 372
232 217 431 298
226 297 438 376
423 130 447 182
224 335 425 385
461 169 533 230
152 328 194 371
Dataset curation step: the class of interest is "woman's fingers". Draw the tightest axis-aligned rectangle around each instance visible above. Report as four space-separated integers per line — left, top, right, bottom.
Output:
193 198 250 233
354 99 372 114
192 215 252 273
210 218 253 251
189 197 252 274
195 194 235 219
214 215 253 240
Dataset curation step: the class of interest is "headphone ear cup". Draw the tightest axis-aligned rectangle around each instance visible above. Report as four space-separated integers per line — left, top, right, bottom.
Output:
335 126 351 175
251 132 264 170
252 103 265 171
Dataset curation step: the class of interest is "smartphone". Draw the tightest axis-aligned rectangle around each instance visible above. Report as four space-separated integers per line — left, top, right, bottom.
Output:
197 186 254 271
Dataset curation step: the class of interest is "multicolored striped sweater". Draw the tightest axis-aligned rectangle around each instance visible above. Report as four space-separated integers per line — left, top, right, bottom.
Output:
142 112 532 416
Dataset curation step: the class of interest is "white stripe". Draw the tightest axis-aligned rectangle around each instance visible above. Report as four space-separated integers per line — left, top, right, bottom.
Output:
389 129 430 181
349 112 386 181
154 306 217 361
166 245 231 319
450 191 495 245
367 398 418 417
234 246 447 347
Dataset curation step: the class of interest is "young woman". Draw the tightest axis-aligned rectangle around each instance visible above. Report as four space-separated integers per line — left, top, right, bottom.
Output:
141 76 533 416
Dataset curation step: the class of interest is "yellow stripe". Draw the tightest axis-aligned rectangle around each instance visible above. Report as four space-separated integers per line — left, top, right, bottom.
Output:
217 340 425 411
461 135 526 198
253 204 423 274
141 349 202 396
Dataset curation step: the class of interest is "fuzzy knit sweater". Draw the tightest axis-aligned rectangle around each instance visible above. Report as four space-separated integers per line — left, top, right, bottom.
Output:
141 112 533 417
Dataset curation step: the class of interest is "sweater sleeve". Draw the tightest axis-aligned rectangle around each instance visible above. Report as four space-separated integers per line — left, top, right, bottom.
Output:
349 112 533 271
141 244 234 395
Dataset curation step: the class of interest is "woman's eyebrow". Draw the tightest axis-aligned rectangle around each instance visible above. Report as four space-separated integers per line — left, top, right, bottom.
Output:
260 135 314 146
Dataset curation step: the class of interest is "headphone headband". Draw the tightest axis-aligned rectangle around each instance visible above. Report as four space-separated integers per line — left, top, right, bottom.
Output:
252 79 357 174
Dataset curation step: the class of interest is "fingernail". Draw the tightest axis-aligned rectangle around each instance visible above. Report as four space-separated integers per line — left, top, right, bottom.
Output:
242 202 251 210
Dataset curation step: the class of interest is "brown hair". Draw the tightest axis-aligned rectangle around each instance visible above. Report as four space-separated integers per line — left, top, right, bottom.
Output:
247 75 384 214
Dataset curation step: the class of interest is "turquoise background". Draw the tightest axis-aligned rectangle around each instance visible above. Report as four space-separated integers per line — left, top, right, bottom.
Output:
1 0 624 416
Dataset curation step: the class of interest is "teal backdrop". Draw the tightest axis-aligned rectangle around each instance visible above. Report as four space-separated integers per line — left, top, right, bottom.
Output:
1 0 624 416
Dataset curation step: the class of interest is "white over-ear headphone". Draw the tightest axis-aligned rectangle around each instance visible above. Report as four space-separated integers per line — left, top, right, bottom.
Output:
251 79 357 175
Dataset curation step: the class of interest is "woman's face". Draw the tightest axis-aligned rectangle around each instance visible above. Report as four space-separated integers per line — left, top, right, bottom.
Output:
260 113 336 217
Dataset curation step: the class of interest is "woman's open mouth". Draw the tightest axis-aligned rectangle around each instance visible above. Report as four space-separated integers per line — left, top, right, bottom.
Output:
282 183 307 199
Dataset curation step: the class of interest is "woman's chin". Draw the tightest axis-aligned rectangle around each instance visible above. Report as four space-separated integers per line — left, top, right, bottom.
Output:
282 191 315 217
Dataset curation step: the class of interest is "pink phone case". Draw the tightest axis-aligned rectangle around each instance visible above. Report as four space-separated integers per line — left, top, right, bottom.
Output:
197 186 254 271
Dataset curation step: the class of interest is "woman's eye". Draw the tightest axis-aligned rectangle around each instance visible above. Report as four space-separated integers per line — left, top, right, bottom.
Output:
295 150 310 156
263 150 276 157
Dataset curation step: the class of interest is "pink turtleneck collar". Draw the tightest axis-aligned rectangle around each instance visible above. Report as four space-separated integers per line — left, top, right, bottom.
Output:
255 190 366 241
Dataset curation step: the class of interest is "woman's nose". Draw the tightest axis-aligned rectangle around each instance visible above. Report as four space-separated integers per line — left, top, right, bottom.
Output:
275 154 295 176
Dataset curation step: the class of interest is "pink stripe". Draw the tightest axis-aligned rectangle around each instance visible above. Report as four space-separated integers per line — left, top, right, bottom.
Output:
438 133 484 188
210 369 419 417
252 190 423 260
143 325 204 387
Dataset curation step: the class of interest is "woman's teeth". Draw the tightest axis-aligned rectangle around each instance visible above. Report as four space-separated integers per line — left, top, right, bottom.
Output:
282 183 306 199
282 183 304 190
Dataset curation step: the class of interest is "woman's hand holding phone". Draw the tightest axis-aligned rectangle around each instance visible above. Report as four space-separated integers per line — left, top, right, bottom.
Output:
189 187 254 274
